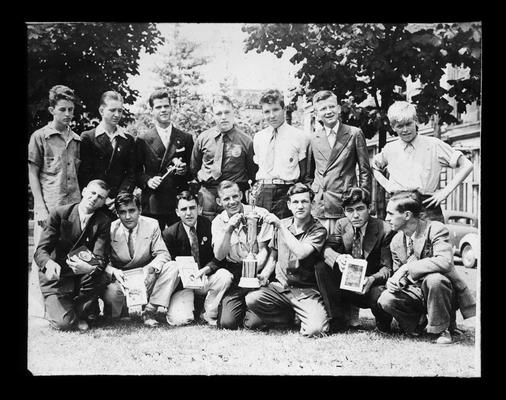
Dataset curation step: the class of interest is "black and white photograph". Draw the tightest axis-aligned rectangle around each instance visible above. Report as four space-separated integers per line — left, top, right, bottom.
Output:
26 21 480 376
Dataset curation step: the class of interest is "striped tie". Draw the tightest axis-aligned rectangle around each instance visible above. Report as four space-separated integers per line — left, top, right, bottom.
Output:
351 228 362 259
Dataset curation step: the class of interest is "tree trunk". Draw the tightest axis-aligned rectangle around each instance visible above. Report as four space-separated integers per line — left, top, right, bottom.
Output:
433 114 440 139
376 128 388 220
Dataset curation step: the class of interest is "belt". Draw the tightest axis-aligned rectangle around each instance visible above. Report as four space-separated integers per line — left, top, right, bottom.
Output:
257 179 297 185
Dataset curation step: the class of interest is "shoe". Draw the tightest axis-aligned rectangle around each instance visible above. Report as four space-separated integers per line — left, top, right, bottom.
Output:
77 319 89 333
143 303 159 327
199 312 218 326
435 329 453 345
376 321 392 333
143 318 159 327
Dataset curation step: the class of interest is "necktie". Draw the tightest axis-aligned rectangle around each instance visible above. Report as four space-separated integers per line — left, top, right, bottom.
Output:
351 227 362 259
406 236 417 263
265 128 277 173
189 226 200 266
211 133 225 180
127 228 135 259
327 129 336 148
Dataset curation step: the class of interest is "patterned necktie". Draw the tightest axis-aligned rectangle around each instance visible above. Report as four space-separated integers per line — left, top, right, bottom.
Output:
189 226 200 266
327 129 336 148
127 228 135 259
351 227 362 259
211 133 224 180
406 236 417 263
265 128 277 173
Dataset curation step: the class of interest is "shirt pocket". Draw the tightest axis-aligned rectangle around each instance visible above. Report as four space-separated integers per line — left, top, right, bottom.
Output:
43 156 62 175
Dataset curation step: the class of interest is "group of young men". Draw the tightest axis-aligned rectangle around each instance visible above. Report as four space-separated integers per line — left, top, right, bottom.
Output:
28 84 476 345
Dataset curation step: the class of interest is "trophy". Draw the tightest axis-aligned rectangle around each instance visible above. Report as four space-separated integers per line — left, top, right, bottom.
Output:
239 181 262 288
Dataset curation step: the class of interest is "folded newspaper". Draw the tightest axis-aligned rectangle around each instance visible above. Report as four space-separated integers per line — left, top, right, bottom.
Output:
123 267 148 307
176 256 205 289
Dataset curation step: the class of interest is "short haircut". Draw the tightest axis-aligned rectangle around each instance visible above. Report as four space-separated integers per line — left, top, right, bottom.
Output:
217 180 239 197
114 191 140 210
260 89 285 109
86 179 110 193
212 95 234 110
342 187 371 208
49 85 76 107
312 90 338 105
148 88 171 108
389 190 422 218
387 101 418 126
100 90 124 107
176 190 202 208
287 182 315 202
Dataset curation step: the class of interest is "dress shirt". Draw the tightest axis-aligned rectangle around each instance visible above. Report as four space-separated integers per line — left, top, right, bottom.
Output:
324 122 340 148
119 221 139 248
156 124 173 149
95 121 128 148
77 205 94 231
182 221 198 246
254 121 310 181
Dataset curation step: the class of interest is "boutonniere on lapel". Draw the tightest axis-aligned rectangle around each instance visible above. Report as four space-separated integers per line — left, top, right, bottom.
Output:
201 236 208 245
175 139 185 153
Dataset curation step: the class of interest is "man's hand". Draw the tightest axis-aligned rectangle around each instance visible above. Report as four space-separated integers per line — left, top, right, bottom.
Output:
44 259 61 280
105 197 115 211
111 268 126 287
360 276 375 295
335 254 353 272
193 267 209 280
172 157 187 176
386 265 409 293
264 212 281 229
257 272 270 287
66 256 95 275
144 266 157 293
227 213 244 231
147 176 163 190
35 205 49 228
422 189 449 208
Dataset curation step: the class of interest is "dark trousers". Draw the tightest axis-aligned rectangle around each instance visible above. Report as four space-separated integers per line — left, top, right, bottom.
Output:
314 260 392 327
143 212 178 232
378 273 457 334
39 270 108 330
255 184 292 219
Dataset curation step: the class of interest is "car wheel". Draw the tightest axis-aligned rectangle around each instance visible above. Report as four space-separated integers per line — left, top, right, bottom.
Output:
461 244 477 268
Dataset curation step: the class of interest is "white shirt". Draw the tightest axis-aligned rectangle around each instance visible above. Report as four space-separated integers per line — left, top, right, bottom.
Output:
253 121 310 181
324 121 341 148
77 205 93 231
95 121 128 148
120 221 139 248
156 124 173 149
182 221 198 246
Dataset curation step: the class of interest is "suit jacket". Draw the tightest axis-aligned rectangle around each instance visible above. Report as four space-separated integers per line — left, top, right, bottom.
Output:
308 123 372 218
78 128 136 198
109 215 171 272
136 126 194 215
34 203 111 278
162 215 219 273
390 219 476 319
324 216 394 283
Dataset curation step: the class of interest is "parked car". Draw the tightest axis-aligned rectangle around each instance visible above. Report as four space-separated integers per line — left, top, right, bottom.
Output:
443 210 479 268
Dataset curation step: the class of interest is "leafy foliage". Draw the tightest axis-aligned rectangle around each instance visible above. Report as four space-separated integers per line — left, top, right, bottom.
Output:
27 22 164 133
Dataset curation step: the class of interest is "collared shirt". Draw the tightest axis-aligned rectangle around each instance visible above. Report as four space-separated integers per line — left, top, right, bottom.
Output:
271 216 327 288
353 220 369 251
372 134 463 194
28 123 82 211
182 221 198 246
119 220 139 248
192 125 255 184
211 204 273 264
155 124 173 149
324 122 341 148
77 204 94 231
253 121 310 181
95 121 127 149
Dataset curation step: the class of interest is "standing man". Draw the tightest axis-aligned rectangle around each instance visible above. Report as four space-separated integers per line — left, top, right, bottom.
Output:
79 91 136 219
33 180 112 332
136 89 194 231
191 95 257 220
372 101 473 222
211 180 273 330
28 85 82 319
162 191 233 326
245 183 329 338
102 192 179 327
315 187 394 333
377 190 476 344
308 90 372 234
253 89 310 218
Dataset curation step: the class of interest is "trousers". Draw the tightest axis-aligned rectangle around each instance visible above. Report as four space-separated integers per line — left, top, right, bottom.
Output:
255 184 292 219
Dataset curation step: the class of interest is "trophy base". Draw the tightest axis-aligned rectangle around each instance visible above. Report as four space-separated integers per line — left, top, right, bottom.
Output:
238 277 260 288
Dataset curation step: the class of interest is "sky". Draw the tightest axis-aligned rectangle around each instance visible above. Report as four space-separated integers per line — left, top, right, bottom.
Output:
128 23 301 107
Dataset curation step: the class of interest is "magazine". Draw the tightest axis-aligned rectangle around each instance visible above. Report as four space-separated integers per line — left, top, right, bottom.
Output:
123 267 148 307
340 258 368 292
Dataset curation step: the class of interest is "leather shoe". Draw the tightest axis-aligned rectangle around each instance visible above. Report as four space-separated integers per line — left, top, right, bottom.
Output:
435 329 453 345
77 319 89 333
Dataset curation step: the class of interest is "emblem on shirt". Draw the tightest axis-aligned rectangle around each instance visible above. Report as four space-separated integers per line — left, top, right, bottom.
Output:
201 236 208 245
231 144 242 158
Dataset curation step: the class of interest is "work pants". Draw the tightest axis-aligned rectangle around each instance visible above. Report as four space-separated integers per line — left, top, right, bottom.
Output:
255 183 292 219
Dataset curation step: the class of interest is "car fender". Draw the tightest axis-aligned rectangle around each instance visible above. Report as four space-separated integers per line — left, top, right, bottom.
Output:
459 232 480 255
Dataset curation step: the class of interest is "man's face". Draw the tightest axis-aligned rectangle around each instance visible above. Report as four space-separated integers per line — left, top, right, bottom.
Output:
151 97 172 126
385 201 407 232
262 101 285 130
213 102 235 133
176 198 199 228
49 99 74 129
315 97 340 128
81 183 108 213
288 192 312 221
99 98 124 127
392 119 417 143
344 201 370 229
216 185 243 217
117 201 141 230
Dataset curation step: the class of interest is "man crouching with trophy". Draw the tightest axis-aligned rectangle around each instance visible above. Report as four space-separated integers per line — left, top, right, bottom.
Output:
211 180 274 330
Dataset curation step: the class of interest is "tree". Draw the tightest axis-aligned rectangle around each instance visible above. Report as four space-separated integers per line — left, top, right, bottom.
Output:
27 22 164 133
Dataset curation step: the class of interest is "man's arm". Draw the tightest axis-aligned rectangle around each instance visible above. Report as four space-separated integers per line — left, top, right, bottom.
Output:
134 137 152 190
371 149 394 193
245 139 258 183
190 136 203 179
33 209 61 271
78 132 94 190
146 224 172 272
28 163 48 226
212 213 243 261
304 143 315 186
257 248 277 286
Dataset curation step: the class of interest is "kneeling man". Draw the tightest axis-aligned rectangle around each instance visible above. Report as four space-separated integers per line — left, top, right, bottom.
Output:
315 187 394 333
378 190 476 344
102 192 178 327
34 180 112 332
246 183 329 337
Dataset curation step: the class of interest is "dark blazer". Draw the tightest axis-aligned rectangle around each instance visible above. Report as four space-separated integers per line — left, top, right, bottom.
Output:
324 216 394 284
34 203 111 278
136 126 194 216
78 129 136 198
162 215 219 273
308 123 372 218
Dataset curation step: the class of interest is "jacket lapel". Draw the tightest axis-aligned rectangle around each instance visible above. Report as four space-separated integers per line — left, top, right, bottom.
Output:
314 127 331 162
64 205 82 240
342 222 354 253
413 219 429 258
178 221 191 254
326 123 352 172
95 131 113 157
145 127 167 162
363 218 379 260
160 127 180 171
